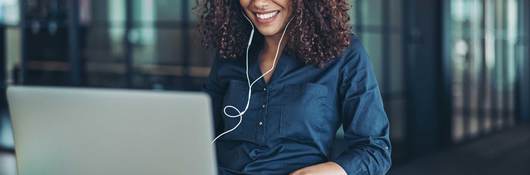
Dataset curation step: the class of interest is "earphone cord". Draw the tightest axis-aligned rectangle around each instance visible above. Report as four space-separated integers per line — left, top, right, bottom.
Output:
211 14 295 144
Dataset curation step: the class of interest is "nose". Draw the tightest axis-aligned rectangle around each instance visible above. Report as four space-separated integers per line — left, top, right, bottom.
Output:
252 0 271 10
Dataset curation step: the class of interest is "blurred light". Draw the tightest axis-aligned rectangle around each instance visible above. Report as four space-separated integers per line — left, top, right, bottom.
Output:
0 115 14 148
0 0 19 25
454 39 469 57
507 0 518 84
109 0 126 57
80 0 91 24
0 153 16 175
484 0 495 69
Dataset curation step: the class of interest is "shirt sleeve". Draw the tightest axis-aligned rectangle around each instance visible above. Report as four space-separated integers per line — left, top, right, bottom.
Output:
332 40 392 175
202 57 226 136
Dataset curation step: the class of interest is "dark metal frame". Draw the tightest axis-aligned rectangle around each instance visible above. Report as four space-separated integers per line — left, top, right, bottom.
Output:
402 0 453 158
440 0 454 147
519 0 530 122
500 0 510 130
67 0 81 86
0 147 15 154
180 0 192 90
0 7 9 153
124 0 134 88
381 0 392 107
19 0 27 84
477 0 488 136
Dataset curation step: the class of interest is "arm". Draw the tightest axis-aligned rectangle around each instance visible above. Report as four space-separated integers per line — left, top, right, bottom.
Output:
289 162 347 175
331 41 392 175
290 41 391 175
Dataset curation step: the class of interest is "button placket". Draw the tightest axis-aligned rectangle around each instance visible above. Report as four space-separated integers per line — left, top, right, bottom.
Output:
257 86 269 144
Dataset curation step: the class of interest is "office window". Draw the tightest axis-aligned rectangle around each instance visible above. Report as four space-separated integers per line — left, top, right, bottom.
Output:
450 0 521 142
9 0 212 90
81 0 212 90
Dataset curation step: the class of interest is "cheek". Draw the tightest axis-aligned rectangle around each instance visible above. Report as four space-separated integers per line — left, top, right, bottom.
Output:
281 0 294 17
239 0 249 8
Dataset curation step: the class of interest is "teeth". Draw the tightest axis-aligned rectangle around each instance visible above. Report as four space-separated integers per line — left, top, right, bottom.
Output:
256 11 279 20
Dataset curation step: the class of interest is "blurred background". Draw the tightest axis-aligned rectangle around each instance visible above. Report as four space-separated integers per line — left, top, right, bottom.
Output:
0 0 528 174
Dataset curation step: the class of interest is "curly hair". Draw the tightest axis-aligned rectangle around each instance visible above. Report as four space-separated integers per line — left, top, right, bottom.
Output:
195 0 352 66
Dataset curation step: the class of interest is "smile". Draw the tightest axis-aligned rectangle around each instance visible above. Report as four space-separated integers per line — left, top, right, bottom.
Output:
256 11 279 20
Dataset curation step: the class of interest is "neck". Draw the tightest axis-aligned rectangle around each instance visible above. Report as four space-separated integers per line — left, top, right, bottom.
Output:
263 33 287 55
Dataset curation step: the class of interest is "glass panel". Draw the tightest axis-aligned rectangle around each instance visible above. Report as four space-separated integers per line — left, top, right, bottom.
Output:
84 27 126 62
0 114 14 148
0 0 20 25
132 0 157 23
361 33 383 91
131 27 176 65
506 0 518 127
89 0 125 23
190 27 214 67
390 34 403 94
83 0 127 88
152 0 183 21
361 0 382 26
5 28 21 84
450 0 484 142
389 0 402 28
131 0 198 22
450 0 521 143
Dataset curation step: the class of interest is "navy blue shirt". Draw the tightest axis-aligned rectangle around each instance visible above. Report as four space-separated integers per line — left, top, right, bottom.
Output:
203 37 391 175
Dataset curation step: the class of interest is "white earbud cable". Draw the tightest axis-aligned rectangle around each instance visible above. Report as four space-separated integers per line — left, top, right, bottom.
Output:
211 13 295 144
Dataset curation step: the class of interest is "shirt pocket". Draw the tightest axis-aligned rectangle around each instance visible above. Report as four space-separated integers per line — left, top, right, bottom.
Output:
220 79 257 142
280 83 329 141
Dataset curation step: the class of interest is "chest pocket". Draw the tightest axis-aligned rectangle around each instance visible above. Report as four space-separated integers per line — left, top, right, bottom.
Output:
220 80 258 142
279 83 331 141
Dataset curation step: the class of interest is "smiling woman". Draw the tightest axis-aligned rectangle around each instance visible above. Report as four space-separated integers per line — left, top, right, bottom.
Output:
197 0 391 174
196 0 352 65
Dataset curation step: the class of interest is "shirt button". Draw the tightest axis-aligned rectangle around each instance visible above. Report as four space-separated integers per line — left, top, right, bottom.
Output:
258 121 263 126
261 104 266 108
263 87 267 91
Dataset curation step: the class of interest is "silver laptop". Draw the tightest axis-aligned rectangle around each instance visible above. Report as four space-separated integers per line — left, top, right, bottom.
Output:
7 86 217 175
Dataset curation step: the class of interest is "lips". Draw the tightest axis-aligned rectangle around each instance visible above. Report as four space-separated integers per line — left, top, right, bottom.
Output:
256 11 279 20
253 10 280 24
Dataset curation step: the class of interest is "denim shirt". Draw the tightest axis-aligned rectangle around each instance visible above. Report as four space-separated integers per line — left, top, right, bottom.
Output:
203 36 391 175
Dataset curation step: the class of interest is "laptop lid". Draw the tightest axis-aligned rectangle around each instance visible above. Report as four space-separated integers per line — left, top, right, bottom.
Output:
7 86 216 175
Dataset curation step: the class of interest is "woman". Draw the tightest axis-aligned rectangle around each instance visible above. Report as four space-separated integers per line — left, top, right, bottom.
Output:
198 0 391 174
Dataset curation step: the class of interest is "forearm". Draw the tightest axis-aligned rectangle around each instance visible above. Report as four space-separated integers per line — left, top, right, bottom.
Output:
290 161 347 175
333 141 392 175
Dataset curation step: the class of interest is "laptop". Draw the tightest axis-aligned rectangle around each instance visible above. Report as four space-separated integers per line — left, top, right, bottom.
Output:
7 86 217 175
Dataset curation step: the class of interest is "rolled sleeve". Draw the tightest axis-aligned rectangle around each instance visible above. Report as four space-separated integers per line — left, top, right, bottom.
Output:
332 41 392 175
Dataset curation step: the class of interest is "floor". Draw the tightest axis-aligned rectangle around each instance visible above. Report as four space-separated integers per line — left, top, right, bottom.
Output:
391 124 530 175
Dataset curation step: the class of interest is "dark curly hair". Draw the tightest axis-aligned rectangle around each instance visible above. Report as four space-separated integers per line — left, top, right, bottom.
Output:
195 0 352 66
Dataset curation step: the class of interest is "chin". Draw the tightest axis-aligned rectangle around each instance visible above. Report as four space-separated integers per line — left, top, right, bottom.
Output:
256 28 283 37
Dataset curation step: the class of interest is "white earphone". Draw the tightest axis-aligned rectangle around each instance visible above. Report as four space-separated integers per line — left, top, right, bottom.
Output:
211 11 295 144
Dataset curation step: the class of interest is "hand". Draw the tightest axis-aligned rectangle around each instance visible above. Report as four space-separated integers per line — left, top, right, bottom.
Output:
289 161 347 175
